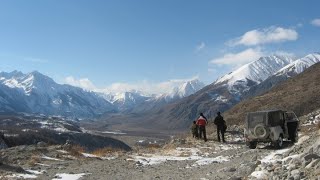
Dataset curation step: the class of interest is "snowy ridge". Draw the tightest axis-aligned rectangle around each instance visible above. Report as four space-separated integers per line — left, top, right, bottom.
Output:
215 55 294 86
167 79 205 99
0 71 114 118
101 79 205 111
275 53 320 77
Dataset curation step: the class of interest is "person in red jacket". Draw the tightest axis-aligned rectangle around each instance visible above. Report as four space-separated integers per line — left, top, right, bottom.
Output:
196 113 208 142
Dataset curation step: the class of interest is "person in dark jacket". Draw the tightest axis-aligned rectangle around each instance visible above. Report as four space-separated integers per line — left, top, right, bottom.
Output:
214 112 226 143
191 121 199 138
196 113 208 142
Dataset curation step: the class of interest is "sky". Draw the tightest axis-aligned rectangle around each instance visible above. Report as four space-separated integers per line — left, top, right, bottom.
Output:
0 0 319 94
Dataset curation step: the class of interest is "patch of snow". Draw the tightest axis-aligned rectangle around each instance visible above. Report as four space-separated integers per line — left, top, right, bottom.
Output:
53 98 62 105
215 95 228 103
261 148 290 164
25 169 46 175
35 163 51 167
6 174 38 179
41 155 64 161
132 147 229 166
57 150 69 154
250 171 268 179
192 156 229 166
296 135 309 145
54 127 70 132
101 131 126 135
101 156 117 160
4 134 19 137
82 153 99 158
52 173 90 180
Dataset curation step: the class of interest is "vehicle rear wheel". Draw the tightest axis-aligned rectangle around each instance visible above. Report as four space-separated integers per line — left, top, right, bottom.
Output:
274 135 283 149
247 141 257 149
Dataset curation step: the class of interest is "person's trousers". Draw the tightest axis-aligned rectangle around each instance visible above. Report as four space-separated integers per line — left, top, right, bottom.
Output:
199 126 207 141
217 126 225 142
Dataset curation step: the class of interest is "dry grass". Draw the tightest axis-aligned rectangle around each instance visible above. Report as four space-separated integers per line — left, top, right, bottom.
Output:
91 147 123 157
68 145 85 157
28 154 41 166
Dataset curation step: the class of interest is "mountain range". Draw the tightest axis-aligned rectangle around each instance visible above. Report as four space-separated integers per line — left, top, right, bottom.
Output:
0 71 116 117
0 71 204 118
0 52 319 130
104 52 320 131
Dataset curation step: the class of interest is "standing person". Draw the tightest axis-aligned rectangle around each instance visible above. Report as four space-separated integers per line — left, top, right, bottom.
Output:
196 113 208 142
191 121 199 138
214 112 226 143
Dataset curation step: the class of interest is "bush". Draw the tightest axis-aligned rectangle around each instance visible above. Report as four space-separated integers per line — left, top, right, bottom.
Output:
68 144 85 157
91 147 122 157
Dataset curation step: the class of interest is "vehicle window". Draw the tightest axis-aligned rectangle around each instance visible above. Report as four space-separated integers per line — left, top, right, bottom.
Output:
268 111 283 127
248 113 266 128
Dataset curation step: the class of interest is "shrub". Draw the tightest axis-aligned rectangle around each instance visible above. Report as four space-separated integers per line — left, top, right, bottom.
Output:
68 145 85 157
91 147 122 157
28 154 40 166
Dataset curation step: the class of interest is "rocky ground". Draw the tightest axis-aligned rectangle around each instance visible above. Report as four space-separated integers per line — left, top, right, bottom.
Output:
0 120 319 180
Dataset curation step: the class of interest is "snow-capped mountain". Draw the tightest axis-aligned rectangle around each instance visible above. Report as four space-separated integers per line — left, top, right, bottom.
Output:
101 79 205 113
214 55 294 96
275 53 320 77
136 55 297 130
0 71 115 117
165 79 205 100
246 53 320 98
101 91 152 112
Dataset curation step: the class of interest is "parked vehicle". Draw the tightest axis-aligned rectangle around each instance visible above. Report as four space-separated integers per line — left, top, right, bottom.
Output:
244 110 299 149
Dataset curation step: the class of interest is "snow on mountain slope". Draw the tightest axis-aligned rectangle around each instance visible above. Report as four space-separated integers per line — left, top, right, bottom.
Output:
169 79 205 99
244 52 320 99
214 55 294 95
101 79 205 112
275 53 320 77
0 71 115 117
216 55 294 86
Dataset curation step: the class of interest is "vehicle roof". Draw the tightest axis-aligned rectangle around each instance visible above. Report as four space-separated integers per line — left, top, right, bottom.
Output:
247 109 284 114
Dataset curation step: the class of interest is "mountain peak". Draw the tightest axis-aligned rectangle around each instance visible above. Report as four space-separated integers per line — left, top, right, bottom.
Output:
215 55 294 86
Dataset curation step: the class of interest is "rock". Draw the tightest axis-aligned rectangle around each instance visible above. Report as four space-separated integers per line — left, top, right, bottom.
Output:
305 159 320 169
287 164 297 171
267 165 274 172
230 177 241 180
272 176 280 180
251 155 258 161
228 167 237 172
37 141 47 147
304 154 320 162
290 169 300 177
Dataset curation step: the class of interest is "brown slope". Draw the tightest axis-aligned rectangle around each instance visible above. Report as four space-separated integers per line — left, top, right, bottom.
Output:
224 62 320 125
136 80 241 131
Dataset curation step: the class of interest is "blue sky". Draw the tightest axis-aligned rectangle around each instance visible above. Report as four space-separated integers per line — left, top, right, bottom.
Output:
0 0 319 94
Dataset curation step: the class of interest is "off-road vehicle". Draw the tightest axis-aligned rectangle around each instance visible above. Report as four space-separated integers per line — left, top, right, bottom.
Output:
244 110 299 149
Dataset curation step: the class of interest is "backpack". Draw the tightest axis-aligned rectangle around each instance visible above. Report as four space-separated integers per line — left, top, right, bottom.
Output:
223 123 227 131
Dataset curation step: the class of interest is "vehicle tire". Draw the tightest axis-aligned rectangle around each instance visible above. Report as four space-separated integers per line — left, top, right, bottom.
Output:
254 125 267 138
247 141 257 149
274 135 283 149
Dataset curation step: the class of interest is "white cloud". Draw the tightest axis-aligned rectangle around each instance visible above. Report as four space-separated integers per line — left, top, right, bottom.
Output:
65 76 97 91
311 18 320 27
273 51 296 58
24 57 48 63
64 76 200 95
228 26 298 46
209 48 265 65
195 42 206 52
